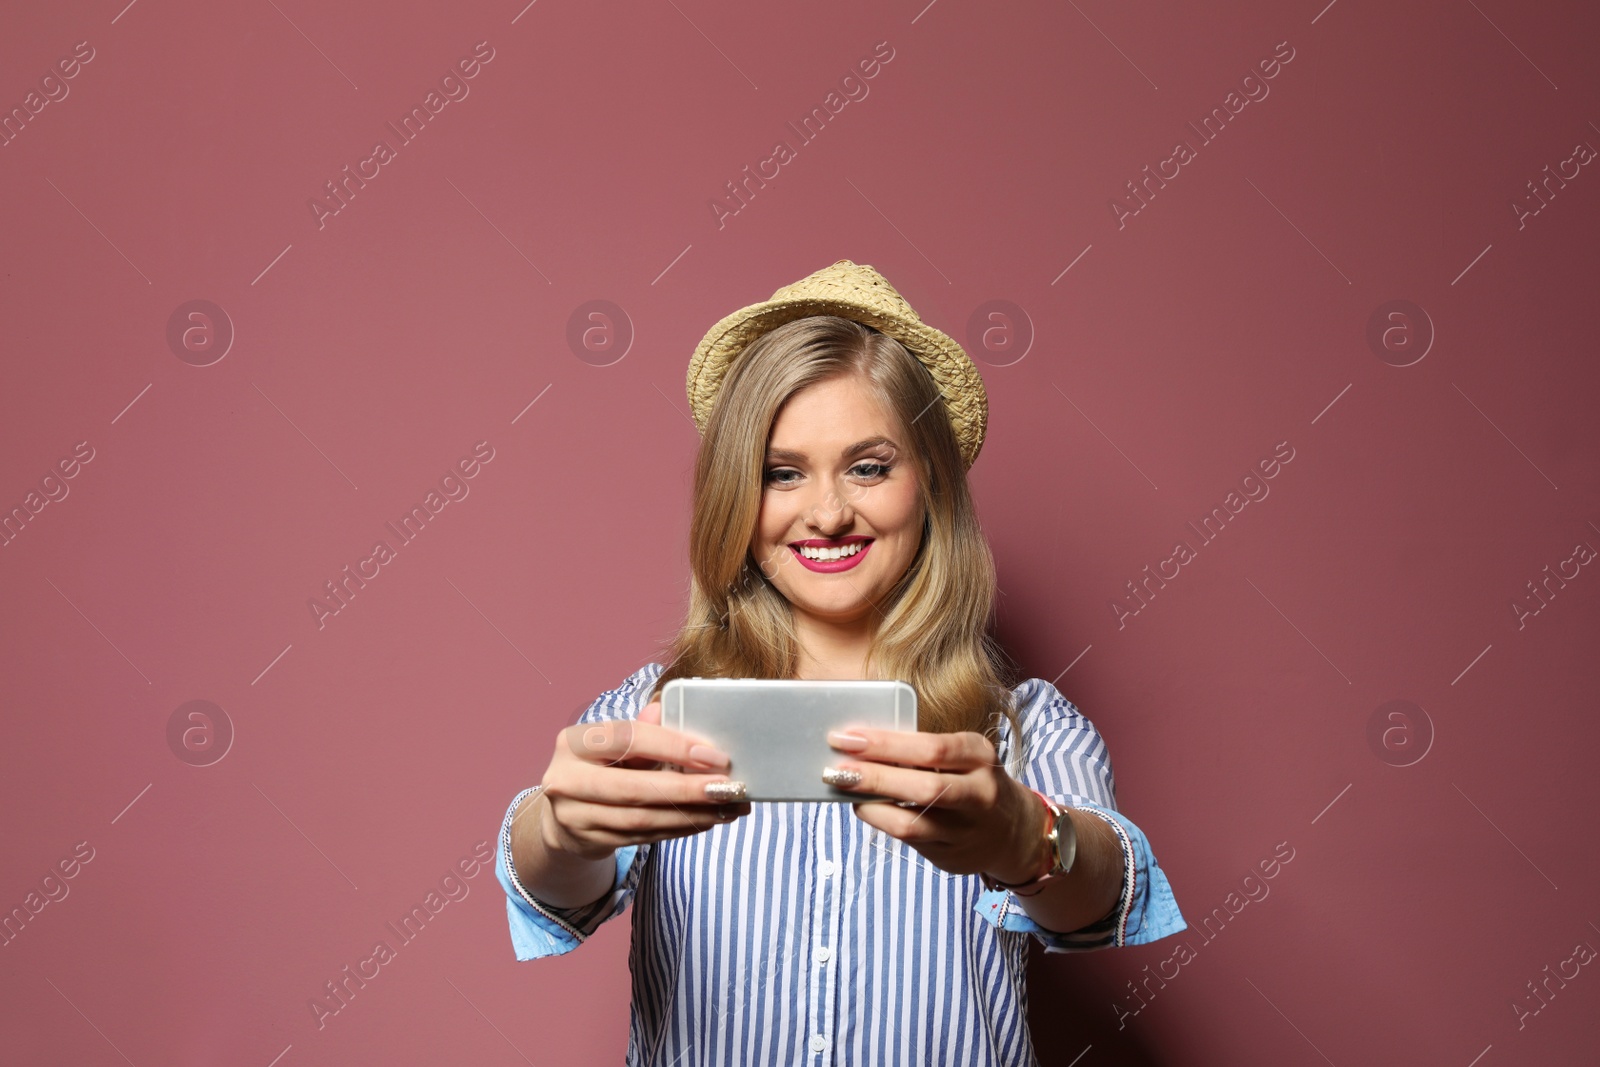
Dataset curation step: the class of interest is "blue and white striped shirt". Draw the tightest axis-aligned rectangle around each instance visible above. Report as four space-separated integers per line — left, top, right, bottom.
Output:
497 662 1186 1065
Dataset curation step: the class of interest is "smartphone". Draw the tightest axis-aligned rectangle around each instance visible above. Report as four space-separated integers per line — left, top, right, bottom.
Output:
660 677 918 802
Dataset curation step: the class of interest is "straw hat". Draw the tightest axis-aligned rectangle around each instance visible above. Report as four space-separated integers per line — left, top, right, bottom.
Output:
686 259 989 469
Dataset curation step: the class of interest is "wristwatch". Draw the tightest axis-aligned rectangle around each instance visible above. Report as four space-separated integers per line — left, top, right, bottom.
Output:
980 789 1076 897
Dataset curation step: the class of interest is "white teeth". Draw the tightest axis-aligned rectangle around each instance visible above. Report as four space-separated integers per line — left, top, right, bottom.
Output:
797 542 864 561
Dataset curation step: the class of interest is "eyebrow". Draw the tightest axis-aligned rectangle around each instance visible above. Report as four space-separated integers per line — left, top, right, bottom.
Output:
764 436 897 464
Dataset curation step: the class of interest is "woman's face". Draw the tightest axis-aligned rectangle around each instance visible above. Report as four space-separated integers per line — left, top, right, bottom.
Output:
748 372 925 629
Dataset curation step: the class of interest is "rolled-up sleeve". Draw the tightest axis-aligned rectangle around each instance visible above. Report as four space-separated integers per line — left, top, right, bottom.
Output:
975 682 1186 953
498 785 652 960
495 664 664 961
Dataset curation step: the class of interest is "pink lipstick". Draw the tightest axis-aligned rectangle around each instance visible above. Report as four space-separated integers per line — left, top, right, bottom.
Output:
789 535 873 573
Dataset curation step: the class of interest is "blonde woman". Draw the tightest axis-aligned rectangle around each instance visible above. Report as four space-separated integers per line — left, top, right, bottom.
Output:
496 261 1186 1064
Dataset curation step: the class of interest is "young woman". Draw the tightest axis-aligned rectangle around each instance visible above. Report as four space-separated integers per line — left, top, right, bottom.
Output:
495 261 1186 1065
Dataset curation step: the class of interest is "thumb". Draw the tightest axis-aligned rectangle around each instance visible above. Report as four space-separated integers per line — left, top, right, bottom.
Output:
613 698 666 771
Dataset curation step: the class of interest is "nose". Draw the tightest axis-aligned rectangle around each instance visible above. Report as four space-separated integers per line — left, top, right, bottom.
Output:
803 480 856 536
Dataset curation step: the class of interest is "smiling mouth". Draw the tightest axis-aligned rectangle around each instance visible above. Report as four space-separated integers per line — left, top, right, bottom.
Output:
788 537 873 571
789 535 873 560
794 542 867 561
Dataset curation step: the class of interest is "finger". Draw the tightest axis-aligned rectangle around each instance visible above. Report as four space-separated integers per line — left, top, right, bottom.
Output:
566 717 731 772
555 797 752 841
620 700 668 771
637 699 730 769
822 760 975 811
849 799 953 843
826 727 994 772
556 764 747 808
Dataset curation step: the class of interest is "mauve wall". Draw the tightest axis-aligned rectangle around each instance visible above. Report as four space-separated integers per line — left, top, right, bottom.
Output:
2 1 1596 1064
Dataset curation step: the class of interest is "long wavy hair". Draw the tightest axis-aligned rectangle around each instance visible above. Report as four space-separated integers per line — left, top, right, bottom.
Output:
642 314 1021 743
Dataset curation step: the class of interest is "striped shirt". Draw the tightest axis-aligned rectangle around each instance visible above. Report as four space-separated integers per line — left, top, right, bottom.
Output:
496 662 1186 1065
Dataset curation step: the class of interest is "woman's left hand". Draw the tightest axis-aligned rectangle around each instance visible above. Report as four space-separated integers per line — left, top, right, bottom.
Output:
824 727 1044 883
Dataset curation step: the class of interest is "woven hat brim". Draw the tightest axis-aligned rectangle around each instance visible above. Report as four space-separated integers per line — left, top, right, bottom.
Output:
687 293 988 469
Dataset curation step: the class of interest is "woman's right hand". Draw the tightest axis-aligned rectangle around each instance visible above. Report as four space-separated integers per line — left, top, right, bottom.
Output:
534 697 751 862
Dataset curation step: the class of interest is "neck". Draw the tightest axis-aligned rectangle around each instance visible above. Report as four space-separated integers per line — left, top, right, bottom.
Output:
792 610 877 680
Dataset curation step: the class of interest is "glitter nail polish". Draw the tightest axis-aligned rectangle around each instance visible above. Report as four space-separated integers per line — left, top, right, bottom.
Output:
704 780 748 802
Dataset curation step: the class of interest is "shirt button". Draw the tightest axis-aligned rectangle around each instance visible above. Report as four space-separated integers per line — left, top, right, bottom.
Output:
820 859 836 876
817 946 832 962
811 1035 827 1053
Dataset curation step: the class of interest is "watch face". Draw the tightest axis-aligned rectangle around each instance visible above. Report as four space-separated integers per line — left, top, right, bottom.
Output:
1052 811 1076 874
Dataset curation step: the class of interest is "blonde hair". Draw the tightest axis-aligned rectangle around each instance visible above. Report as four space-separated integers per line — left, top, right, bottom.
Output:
643 314 1020 742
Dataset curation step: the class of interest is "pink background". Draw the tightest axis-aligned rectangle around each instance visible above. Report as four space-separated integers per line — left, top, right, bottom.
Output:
2 1 1596 1064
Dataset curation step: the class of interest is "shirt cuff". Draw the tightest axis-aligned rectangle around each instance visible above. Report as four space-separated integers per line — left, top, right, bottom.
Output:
495 785 642 961
974 802 1186 953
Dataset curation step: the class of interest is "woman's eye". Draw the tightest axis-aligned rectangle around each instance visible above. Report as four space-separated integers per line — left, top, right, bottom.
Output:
764 463 891 487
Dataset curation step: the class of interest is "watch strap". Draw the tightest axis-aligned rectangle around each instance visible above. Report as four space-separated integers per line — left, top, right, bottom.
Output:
980 789 1072 897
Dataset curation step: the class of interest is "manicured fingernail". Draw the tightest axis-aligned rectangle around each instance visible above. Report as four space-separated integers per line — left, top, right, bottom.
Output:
704 780 747 802
827 731 868 752
689 744 730 769
822 766 863 788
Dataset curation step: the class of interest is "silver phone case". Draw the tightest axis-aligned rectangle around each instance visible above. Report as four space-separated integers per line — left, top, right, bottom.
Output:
661 677 918 802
